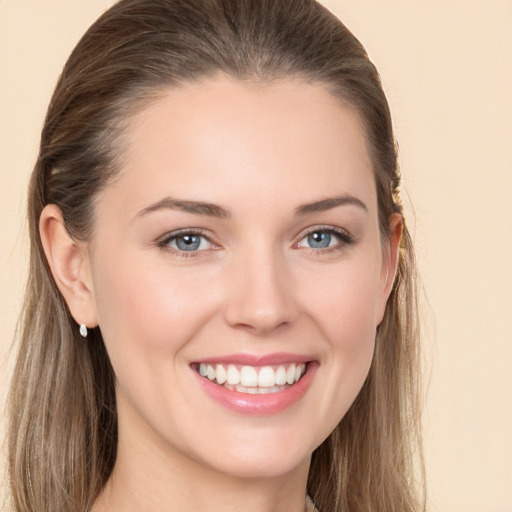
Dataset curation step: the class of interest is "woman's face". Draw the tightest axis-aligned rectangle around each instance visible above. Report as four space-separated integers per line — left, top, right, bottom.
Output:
86 77 399 479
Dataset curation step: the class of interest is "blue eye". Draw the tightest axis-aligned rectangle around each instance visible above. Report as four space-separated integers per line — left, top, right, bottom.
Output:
307 231 333 249
297 228 352 250
174 234 202 251
159 231 213 253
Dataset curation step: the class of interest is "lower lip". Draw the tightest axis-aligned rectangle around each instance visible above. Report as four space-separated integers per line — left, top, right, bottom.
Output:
193 362 318 416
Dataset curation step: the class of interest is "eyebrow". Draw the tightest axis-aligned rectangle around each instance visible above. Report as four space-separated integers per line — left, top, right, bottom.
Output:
136 193 367 220
295 194 368 215
136 197 231 219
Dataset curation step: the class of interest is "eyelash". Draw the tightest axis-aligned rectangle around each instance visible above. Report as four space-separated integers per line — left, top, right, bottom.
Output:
156 228 216 258
296 226 355 254
156 225 355 258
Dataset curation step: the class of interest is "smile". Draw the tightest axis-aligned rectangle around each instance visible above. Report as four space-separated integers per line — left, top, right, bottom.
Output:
197 363 307 394
191 354 317 415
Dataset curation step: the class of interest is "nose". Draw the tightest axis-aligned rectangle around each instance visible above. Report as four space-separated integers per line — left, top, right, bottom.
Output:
223 248 298 335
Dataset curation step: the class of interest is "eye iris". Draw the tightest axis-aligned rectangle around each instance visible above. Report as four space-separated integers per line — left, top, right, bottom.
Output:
176 234 201 251
308 231 331 248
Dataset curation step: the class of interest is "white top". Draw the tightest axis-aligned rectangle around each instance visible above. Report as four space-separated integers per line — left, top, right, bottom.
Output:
306 495 318 512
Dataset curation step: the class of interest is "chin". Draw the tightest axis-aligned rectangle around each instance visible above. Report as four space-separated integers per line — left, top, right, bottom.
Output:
203 449 310 481
181 422 320 481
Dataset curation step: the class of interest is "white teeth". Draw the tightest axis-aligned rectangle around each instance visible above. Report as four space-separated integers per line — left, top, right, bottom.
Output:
216 364 227 384
286 364 296 385
275 366 287 386
240 366 258 387
226 364 240 385
198 362 308 392
295 364 305 382
258 366 276 387
227 384 289 394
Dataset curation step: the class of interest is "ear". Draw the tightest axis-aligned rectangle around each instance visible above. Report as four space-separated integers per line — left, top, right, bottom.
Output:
39 204 98 329
376 213 403 325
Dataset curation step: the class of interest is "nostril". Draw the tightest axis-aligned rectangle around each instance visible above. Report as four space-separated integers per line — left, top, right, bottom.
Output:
227 311 294 335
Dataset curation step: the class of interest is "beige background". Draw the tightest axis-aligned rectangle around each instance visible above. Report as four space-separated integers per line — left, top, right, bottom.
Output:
1 1 511 511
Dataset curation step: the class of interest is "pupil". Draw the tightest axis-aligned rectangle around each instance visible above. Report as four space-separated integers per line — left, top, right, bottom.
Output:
308 231 330 248
176 234 200 251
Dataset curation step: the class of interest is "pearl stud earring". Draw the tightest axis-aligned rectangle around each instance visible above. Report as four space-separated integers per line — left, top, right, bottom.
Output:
79 324 88 338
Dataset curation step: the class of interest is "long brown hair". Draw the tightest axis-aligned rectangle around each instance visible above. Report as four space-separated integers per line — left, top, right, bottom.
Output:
8 1 424 510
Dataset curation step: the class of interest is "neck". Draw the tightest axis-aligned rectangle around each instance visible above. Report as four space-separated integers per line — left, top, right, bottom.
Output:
92 408 311 512
94 454 310 512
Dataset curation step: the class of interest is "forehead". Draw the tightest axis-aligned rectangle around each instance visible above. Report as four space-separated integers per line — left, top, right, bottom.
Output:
102 76 376 217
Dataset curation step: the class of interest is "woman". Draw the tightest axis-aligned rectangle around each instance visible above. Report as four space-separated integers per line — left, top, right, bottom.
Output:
7 0 424 511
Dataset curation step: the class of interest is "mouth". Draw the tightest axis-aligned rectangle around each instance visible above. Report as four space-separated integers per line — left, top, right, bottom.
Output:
192 362 308 395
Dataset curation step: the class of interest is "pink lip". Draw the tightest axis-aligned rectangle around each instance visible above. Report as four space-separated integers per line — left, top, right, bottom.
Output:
192 360 318 416
192 352 312 366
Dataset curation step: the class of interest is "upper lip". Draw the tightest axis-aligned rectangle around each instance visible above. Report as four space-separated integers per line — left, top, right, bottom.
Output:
191 352 313 366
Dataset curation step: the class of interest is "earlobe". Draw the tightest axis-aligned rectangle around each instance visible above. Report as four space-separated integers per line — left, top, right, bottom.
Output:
377 213 403 324
39 204 98 329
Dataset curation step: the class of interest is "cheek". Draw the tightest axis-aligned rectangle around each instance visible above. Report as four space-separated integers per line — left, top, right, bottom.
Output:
91 253 220 367
299 261 382 345
299 259 381 383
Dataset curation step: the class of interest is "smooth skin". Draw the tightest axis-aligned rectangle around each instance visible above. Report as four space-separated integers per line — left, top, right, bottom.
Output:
40 77 402 512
